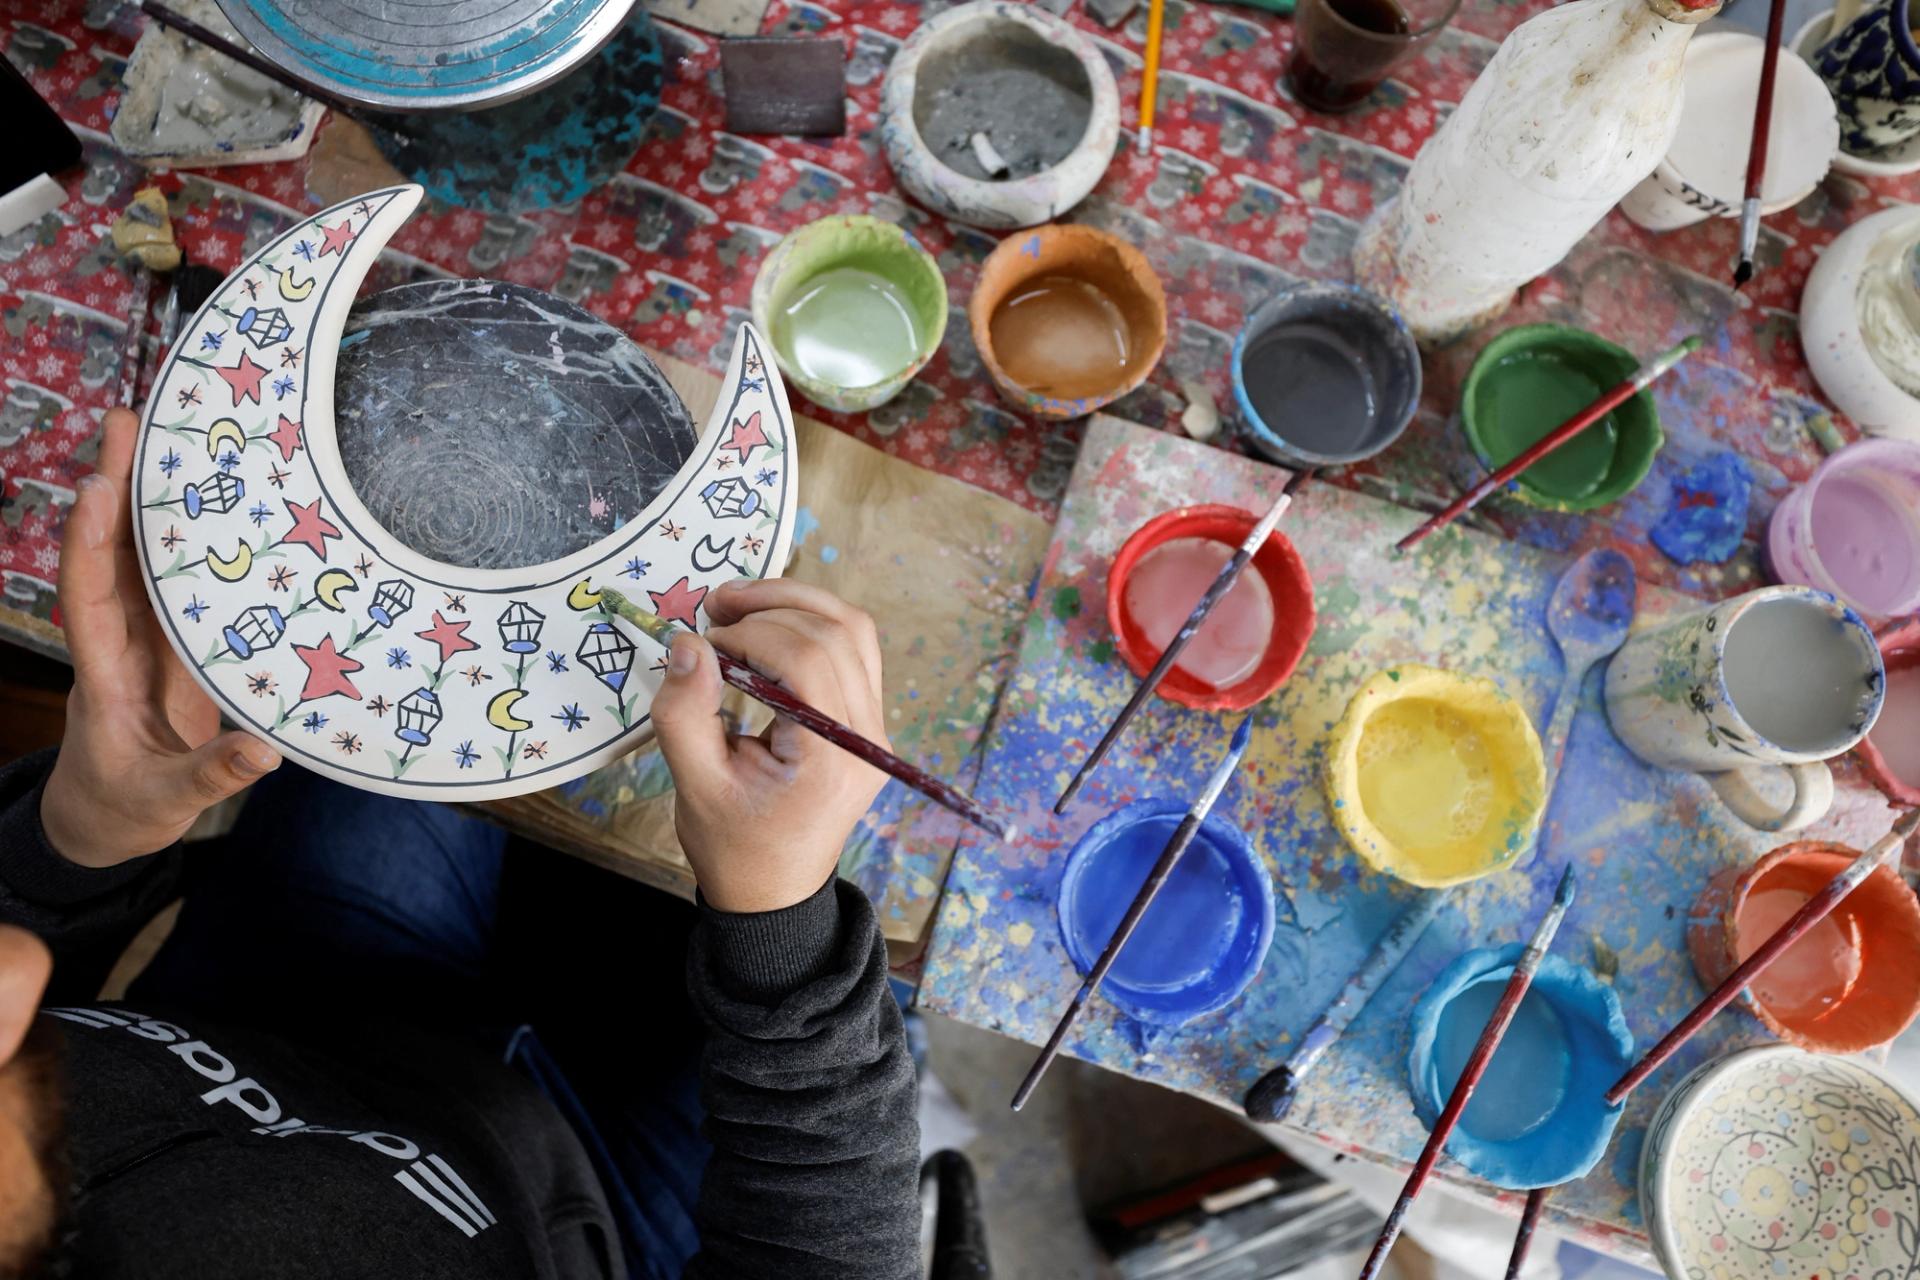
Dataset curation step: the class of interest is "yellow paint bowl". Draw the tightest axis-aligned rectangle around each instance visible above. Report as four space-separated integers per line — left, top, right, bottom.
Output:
1325 665 1546 888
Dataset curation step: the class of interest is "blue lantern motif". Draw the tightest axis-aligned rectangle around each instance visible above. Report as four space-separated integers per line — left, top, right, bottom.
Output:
395 688 442 746
577 622 635 692
235 305 293 349
701 477 761 520
183 472 245 519
368 579 414 628
499 601 545 654
222 604 285 659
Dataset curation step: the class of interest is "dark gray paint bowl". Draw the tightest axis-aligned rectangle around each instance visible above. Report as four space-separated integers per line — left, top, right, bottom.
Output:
1231 282 1421 468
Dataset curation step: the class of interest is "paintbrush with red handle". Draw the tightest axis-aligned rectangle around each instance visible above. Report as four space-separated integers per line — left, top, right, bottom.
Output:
1055 468 1311 815
1608 806 1920 1102
597 587 1017 842
1500 807 1920 1278
1356 866 1577 1280
1734 0 1791 288
1396 337 1700 553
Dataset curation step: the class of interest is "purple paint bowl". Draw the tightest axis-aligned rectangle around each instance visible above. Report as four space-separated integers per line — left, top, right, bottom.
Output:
1407 944 1633 1190
1767 439 1920 618
1057 798 1275 1027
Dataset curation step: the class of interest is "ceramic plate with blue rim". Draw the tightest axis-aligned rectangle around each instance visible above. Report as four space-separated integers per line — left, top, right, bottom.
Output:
211 0 638 111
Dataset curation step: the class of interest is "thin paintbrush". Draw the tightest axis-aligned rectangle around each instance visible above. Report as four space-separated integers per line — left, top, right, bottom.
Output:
1356 866 1577 1280
1137 0 1167 155
1396 338 1700 553
1606 806 1920 1103
1013 714 1255 1112
1502 1187 1550 1280
138 0 371 119
1734 0 1791 288
1055 469 1310 815
596 587 1017 842
1244 890 1448 1123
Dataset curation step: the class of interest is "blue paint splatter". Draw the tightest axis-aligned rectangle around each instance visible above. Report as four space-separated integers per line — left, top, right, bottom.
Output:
793 506 821 548
819 544 840 564
1650 452 1750 565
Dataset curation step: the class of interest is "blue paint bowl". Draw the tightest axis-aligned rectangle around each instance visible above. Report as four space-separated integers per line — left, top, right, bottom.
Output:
1407 944 1633 1190
1056 798 1275 1027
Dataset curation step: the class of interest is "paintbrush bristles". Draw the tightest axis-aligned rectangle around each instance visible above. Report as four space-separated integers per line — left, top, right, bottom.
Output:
594 587 676 647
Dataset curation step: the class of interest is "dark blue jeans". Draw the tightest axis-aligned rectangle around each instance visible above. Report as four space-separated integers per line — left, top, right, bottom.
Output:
128 766 708 1280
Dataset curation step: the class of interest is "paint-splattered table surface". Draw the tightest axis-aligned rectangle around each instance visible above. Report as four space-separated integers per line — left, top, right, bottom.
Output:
917 414 1909 1259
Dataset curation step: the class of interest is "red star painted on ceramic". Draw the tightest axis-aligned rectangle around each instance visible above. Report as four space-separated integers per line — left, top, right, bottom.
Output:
647 575 709 629
281 497 341 561
216 352 269 406
415 610 478 664
318 220 355 257
267 414 303 462
291 634 363 703
720 411 768 463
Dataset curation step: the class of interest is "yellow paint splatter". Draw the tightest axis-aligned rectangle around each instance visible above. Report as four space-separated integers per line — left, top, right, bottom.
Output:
1008 922 1035 947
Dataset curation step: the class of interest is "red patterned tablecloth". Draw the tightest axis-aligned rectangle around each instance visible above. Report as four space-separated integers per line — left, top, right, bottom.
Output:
6 0 1919 652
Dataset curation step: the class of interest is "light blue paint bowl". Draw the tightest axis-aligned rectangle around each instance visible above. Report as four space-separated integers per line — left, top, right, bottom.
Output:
1407 943 1633 1190
1056 798 1275 1027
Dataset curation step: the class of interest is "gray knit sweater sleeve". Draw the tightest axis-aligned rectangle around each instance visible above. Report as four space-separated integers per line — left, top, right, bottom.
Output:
684 877 921 1279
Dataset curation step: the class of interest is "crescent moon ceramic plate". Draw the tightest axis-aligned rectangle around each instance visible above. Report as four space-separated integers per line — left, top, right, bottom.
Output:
132 185 798 801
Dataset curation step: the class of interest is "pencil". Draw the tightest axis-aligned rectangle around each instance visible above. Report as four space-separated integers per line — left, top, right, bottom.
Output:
1605 807 1920 1103
1137 0 1167 155
1055 468 1310 815
1356 867 1577 1280
1734 0 1791 289
597 587 1017 842
1396 338 1699 553
1013 714 1255 1111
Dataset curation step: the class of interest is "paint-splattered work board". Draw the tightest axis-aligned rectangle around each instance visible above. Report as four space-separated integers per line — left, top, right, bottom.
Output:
917 414 1904 1259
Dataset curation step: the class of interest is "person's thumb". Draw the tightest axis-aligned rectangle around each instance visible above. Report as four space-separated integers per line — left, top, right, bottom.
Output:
0 926 52 1065
166 730 280 813
651 633 730 790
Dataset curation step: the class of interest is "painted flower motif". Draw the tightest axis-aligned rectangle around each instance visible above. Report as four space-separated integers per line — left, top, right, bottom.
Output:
246 671 276 696
281 346 301 368
545 650 569 674
623 557 650 580
552 704 588 732
248 500 273 526
199 331 224 352
659 520 684 541
272 374 297 399
181 595 208 623
217 449 242 474
756 468 778 486
453 741 479 768
301 711 328 733
160 526 185 552
158 448 183 477
522 740 549 761
386 646 412 670
460 665 491 686
267 566 296 592
366 694 391 717
268 465 291 489
293 239 315 261
444 593 467 613
354 555 374 577
332 730 361 755
176 386 202 408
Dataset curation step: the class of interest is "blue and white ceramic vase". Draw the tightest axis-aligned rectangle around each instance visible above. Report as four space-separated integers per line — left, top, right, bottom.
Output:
1813 0 1920 155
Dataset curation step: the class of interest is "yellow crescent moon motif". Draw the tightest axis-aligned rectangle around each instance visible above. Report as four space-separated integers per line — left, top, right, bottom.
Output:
567 579 602 611
314 568 358 611
487 688 533 733
206 540 253 583
277 267 315 302
205 418 245 460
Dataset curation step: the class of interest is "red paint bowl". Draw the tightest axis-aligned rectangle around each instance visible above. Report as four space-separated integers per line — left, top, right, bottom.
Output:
1856 620 1920 808
1105 504 1316 712
1687 841 1920 1054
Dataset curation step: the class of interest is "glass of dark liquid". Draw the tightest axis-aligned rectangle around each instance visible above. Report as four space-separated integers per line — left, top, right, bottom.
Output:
1286 0 1459 113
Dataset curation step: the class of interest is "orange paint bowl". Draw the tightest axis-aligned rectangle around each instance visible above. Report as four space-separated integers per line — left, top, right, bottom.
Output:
1855 620 1920 807
1105 504 1316 712
1687 841 1920 1053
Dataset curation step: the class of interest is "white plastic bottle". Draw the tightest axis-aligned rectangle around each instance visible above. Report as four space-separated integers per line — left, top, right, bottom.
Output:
1354 0 1721 345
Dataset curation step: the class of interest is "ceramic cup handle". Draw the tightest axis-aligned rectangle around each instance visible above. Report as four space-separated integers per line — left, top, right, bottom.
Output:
1707 762 1835 832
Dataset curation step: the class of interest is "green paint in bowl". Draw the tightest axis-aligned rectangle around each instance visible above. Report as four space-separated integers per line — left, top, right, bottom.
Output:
1458 324 1664 512
750 214 948 414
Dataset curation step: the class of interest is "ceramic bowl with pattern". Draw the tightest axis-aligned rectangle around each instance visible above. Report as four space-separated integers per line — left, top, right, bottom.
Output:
1641 1045 1920 1280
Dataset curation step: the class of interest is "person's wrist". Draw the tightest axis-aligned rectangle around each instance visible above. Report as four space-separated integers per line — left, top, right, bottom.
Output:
38 761 125 868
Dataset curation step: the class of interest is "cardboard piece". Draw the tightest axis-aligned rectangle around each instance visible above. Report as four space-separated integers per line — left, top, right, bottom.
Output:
720 38 848 136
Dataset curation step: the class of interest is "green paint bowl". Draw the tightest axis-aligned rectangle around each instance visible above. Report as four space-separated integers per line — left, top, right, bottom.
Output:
750 214 948 414
1457 324 1664 512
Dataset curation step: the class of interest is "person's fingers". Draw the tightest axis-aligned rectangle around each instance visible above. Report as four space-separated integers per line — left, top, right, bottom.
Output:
58 468 132 680
736 609 888 745
97 406 138 484
650 634 735 790
0 926 53 1066
159 729 280 811
705 580 884 702
706 614 857 768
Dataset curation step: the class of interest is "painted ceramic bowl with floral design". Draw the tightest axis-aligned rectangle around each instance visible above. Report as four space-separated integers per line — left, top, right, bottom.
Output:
1641 1045 1920 1280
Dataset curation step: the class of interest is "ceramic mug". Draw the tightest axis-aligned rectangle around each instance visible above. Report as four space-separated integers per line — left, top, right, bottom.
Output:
1603 586 1885 831
1812 0 1920 156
